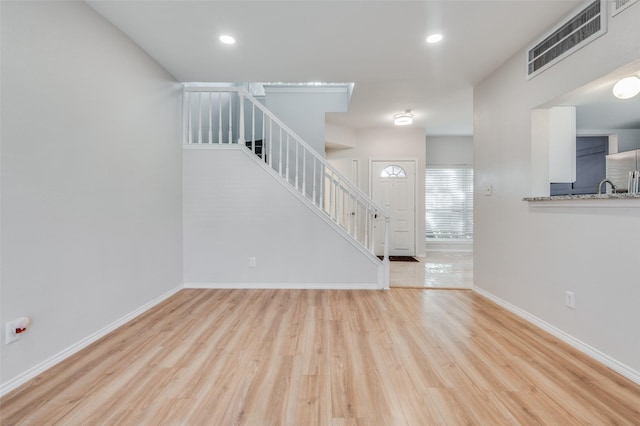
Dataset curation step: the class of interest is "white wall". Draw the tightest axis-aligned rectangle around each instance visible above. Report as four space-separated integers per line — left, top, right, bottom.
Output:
1 1 182 390
325 122 357 150
265 86 350 156
426 136 474 165
183 147 380 287
327 126 427 256
578 129 640 153
474 4 640 379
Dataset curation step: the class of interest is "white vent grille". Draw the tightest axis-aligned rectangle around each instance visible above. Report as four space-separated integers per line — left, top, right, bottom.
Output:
527 0 607 78
612 0 638 16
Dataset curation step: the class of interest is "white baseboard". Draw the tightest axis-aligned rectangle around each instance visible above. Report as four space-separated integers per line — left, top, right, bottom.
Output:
472 285 640 386
184 282 380 290
0 285 183 397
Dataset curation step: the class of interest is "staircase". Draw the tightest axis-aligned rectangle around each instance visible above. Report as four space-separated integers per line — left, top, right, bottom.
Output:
183 85 390 288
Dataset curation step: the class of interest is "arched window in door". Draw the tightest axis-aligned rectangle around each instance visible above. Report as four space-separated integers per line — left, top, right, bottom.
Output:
380 165 407 178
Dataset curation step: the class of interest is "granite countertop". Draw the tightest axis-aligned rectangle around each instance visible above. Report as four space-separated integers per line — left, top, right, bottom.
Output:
523 193 640 202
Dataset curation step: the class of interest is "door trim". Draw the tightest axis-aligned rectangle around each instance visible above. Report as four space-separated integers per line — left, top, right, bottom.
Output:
369 158 419 257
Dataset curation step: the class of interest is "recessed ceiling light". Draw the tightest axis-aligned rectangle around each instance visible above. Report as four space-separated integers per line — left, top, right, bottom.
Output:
219 35 236 45
426 34 443 44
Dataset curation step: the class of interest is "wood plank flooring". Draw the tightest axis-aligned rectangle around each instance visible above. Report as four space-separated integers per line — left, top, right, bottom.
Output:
2 289 639 425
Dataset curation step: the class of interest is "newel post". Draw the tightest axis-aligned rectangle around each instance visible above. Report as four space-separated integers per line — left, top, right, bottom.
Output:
383 203 391 289
238 91 245 145
182 89 188 145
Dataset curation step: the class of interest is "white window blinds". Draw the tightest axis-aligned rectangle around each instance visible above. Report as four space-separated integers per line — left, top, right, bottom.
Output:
425 167 473 240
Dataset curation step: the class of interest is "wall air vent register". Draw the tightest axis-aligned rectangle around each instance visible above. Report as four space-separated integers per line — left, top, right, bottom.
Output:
527 0 607 79
611 0 638 16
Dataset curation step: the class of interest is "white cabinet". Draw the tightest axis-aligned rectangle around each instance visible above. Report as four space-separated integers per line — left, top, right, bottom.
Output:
548 106 576 183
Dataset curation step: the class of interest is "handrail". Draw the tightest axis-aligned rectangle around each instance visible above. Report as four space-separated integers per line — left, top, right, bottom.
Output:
240 90 388 215
184 86 387 215
183 85 390 281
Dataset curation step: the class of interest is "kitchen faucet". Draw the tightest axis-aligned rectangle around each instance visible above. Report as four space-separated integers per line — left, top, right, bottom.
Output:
598 179 617 194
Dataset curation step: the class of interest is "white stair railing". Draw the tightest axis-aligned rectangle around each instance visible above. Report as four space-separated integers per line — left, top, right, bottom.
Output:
183 85 390 280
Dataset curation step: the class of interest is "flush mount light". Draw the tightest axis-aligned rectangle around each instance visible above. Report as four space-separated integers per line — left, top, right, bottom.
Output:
613 76 640 99
394 110 413 126
426 33 443 44
219 35 236 45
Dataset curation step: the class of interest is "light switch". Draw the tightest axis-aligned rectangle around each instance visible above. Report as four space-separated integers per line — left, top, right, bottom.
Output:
484 185 493 196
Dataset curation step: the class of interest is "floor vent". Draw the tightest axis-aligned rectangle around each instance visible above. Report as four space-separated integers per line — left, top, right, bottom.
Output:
612 0 638 16
527 0 607 79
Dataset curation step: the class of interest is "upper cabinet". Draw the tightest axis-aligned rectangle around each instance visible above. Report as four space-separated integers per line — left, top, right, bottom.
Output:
548 106 577 183
532 106 577 184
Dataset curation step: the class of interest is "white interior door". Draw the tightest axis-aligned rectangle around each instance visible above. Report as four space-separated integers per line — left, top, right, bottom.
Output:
371 160 416 256
329 159 358 186
326 159 359 227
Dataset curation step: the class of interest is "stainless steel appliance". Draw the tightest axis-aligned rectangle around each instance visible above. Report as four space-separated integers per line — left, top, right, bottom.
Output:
606 149 640 193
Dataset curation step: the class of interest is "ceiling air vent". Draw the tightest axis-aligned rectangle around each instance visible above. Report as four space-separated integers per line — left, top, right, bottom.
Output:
612 0 638 16
527 0 607 79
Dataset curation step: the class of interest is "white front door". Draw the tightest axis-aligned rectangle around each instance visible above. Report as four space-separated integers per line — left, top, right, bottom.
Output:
371 160 416 256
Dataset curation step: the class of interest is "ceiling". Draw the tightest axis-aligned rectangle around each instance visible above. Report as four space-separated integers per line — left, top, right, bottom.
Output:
87 0 583 135
560 60 640 131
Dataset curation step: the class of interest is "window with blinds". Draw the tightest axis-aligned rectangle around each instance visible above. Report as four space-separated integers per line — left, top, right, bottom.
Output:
425 167 473 240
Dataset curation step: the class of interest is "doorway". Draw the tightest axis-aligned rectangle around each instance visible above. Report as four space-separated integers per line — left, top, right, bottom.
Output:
370 160 416 256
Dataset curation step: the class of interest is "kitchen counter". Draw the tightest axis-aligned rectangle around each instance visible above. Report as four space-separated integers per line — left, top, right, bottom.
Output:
523 193 640 207
523 193 640 201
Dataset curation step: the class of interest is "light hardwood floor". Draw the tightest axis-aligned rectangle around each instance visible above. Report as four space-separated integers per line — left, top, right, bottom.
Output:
2 289 639 425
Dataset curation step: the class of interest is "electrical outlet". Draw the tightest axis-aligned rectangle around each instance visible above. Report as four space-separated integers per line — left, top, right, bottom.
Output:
565 291 575 309
249 257 256 267
5 318 30 344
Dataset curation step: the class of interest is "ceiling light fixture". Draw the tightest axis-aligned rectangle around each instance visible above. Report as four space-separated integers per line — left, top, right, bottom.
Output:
394 110 413 126
219 35 236 45
612 75 640 99
426 33 443 44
